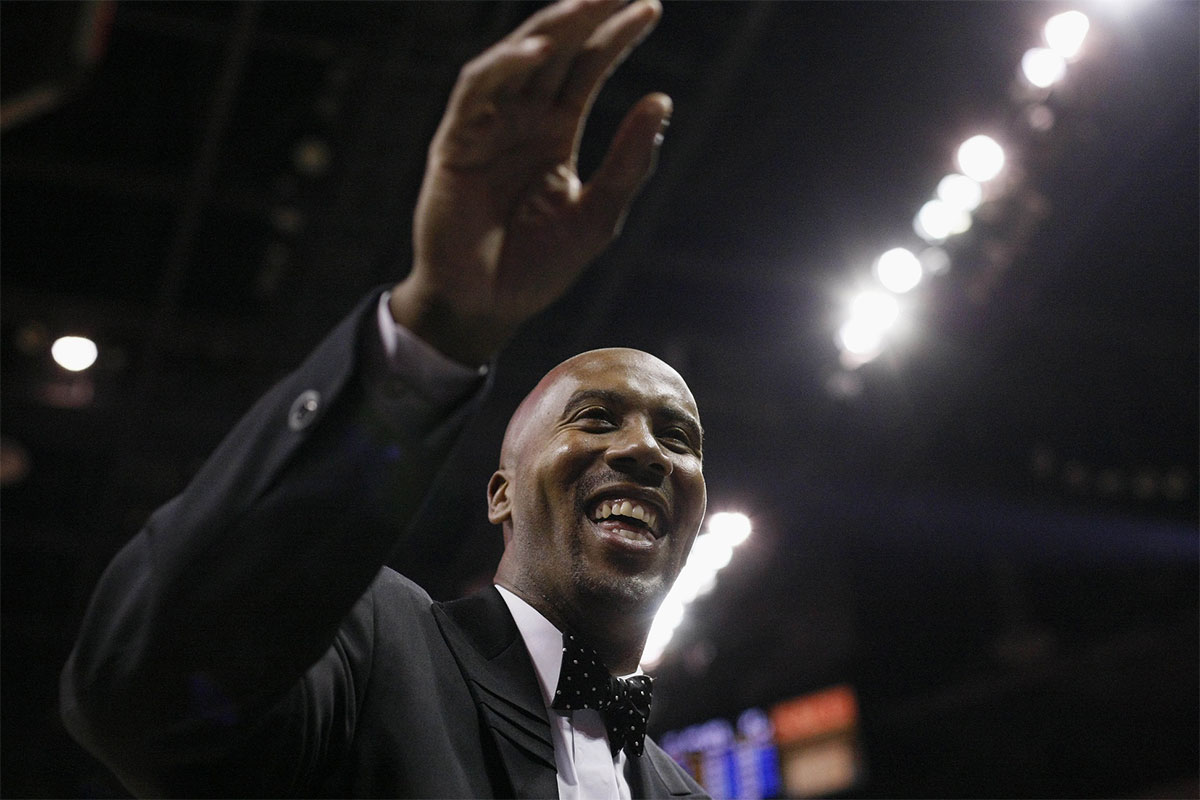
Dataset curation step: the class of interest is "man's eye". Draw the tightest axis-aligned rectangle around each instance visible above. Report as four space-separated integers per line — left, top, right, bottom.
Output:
660 427 696 450
575 407 615 425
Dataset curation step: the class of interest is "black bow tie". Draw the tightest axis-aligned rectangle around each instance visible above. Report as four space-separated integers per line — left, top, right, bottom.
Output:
550 632 654 758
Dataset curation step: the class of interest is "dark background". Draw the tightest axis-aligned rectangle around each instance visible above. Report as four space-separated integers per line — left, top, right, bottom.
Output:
2 2 1196 797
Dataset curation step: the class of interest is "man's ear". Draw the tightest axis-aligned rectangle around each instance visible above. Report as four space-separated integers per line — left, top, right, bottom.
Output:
487 470 511 524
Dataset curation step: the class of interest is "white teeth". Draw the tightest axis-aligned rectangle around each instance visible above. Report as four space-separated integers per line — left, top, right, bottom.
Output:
593 500 658 531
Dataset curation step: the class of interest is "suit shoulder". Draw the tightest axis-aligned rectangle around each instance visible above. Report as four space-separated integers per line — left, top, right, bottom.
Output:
368 566 434 607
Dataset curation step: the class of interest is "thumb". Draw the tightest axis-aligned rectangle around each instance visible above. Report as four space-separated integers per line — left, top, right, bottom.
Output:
579 92 672 242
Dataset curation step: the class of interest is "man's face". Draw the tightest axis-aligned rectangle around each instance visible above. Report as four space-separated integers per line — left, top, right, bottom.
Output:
489 349 707 628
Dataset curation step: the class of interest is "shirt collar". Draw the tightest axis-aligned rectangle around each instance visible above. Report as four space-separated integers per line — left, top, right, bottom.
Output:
495 585 563 708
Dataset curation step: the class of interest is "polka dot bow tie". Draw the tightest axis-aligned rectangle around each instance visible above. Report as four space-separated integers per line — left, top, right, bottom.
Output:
551 632 654 758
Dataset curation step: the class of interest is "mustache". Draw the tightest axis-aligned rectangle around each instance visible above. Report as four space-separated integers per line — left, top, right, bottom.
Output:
574 469 667 506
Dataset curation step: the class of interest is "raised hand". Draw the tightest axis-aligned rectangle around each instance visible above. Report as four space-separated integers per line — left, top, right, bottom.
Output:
390 0 671 365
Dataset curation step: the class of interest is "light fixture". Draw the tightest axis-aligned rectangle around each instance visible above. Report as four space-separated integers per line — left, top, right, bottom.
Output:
874 247 923 294
1021 47 1067 88
914 198 971 242
936 173 983 212
51 336 98 372
1044 10 1089 60
641 511 753 668
956 134 1006 182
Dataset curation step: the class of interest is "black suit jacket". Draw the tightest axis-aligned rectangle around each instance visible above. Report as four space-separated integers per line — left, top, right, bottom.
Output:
60 292 706 798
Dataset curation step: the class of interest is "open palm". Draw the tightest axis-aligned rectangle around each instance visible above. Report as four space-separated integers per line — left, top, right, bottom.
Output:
393 0 671 365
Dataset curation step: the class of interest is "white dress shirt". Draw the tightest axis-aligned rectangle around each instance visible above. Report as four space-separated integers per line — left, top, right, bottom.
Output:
497 586 633 800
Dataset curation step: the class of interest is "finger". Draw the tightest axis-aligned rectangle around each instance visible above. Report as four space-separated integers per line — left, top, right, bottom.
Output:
558 0 662 114
507 0 622 43
433 36 552 165
449 35 551 117
578 92 672 241
516 0 628 100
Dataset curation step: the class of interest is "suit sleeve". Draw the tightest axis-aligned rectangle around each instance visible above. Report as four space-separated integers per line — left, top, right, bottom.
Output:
59 290 489 795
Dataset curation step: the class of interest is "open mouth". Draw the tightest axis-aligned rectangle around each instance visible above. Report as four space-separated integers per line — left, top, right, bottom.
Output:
590 498 660 544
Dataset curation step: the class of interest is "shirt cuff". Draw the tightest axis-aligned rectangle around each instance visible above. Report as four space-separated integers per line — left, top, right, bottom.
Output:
375 290 488 406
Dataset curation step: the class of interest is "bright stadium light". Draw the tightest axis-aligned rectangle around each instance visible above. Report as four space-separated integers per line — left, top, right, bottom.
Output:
875 247 923 294
641 511 753 668
706 511 752 547
1044 10 1089 59
837 289 900 363
849 290 900 331
956 135 1005 182
936 173 983 212
1021 47 1067 88
838 318 885 360
915 199 971 242
51 336 98 372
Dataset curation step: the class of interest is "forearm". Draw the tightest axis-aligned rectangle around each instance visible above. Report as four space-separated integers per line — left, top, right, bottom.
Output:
60 291 487 780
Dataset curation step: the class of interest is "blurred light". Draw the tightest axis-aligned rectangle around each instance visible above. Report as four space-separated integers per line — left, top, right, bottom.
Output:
840 319 888 359
1163 468 1190 501
1088 0 1151 18
641 596 684 666
1044 10 1089 59
0 436 31 486
270 206 304 235
914 199 971 242
936 173 983 212
875 247 923 293
293 137 331 176
671 563 718 604
688 534 734 572
837 329 882 366
1132 469 1158 499
919 246 951 275
825 369 864 399
51 336 98 371
1026 103 1056 132
706 511 751 546
16 323 48 355
850 290 900 326
642 510 754 668
956 135 1005 182
1021 47 1067 88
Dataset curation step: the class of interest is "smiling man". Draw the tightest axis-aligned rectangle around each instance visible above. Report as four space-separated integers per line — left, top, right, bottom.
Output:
492 348 707 674
61 1 709 797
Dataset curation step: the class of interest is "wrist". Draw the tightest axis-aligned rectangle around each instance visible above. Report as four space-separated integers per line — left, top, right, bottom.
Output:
388 276 516 368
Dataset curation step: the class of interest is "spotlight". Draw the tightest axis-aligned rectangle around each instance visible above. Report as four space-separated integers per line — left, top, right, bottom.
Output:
51 336 98 372
1021 47 1067 88
915 199 971 242
956 135 1005 182
936 173 983 212
641 510 754 668
1044 10 1089 60
874 247 923 293
706 511 751 546
837 290 900 361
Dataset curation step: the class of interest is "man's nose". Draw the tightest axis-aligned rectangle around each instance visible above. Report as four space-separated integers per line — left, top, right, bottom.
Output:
604 420 673 478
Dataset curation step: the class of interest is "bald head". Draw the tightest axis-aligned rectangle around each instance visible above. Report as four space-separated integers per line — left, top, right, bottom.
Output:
499 348 701 470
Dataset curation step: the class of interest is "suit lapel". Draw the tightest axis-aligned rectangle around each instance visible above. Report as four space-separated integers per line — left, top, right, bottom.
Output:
434 587 558 799
626 738 710 798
